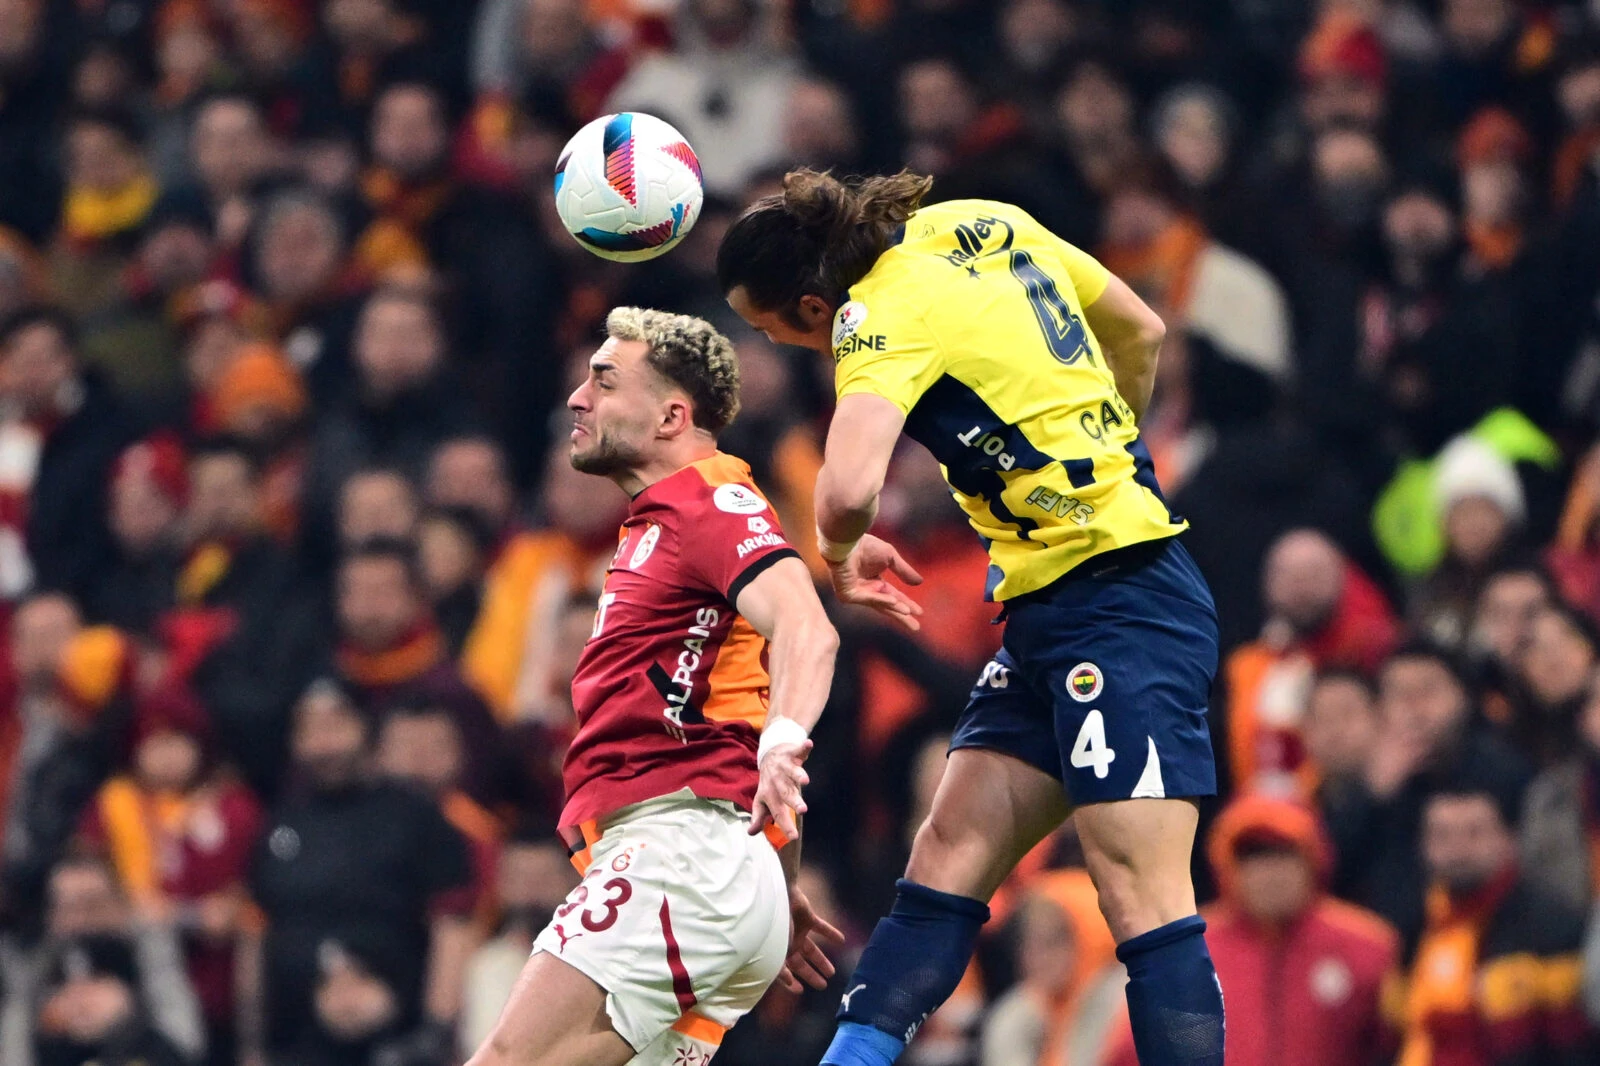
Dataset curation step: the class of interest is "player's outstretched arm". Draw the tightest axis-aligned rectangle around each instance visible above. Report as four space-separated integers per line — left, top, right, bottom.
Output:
734 555 839 843
815 393 925 631
1082 273 1167 420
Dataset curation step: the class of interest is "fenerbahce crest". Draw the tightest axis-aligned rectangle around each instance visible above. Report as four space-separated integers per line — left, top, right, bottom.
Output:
1068 663 1103 702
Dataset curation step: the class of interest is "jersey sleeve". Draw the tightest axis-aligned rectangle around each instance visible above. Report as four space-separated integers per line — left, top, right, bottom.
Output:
1053 237 1112 306
679 482 801 605
831 293 945 416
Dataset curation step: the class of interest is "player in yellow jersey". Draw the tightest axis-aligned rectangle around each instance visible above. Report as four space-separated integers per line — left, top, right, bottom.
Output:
717 171 1224 1066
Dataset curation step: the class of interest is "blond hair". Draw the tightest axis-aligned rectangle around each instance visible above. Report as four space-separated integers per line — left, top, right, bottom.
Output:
605 307 741 434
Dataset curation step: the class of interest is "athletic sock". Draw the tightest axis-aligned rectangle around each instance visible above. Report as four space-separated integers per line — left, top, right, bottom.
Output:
819 879 990 1066
1115 914 1226 1066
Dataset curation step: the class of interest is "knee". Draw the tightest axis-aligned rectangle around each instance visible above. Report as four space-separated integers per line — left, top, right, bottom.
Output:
908 812 994 896
1085 846 1195 943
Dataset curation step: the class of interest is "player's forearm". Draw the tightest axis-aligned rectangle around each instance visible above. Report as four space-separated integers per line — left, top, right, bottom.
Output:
815 462 880 548
1101 332 1163 420
1084 276 1167 420
764 607 839 738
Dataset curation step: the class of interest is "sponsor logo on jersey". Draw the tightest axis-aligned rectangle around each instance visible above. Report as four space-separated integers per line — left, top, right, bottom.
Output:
1067 662 1103 702
938 215 1014 273
736 532 785 559
628 524 660 569
832 300 868 347
660 607 719 741
712 483 768 515
747 516 770 534
835 333 887 358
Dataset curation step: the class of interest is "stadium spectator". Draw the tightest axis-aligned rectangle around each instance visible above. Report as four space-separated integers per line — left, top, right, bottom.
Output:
243 680 474 1066
780 77 863 174
1465 565 1553 724
1303 669 1383 814
1387 783 1592 1065
337 466 421 550
80 688 263 1065
1320 643 1530 936
375 700 502 923
244 188 364 400
1522 661 1600 912
455 825 576 1059
332 538 509 804
1113 795 1399 1066
91 436 188 634
1410 435 1529 648
415 507 493 655
26 933 191 1066
980 871 1123 1066
1223 529 1399 796
304 287 474 549
0 307 133 602
1506 601 1597 768
607 1 800 197
54 108 160 318
0 854 205 1063
0 599 138 936
84 189 218 414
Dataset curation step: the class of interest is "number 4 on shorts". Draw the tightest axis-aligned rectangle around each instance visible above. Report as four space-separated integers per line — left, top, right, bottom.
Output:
1070 710 1116 779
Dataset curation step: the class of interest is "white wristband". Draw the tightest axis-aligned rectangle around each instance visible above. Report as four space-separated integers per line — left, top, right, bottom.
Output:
757 717 810 762
817 529 858 564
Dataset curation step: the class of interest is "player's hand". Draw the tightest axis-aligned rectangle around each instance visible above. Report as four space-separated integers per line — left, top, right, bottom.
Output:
827 534 924 632
777 886 846 994
750 738 812 840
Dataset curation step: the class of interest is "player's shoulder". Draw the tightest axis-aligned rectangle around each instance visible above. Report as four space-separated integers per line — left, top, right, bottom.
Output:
654 452 773 519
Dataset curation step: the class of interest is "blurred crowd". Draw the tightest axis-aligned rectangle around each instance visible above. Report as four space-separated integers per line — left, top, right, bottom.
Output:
3 0 1600 1065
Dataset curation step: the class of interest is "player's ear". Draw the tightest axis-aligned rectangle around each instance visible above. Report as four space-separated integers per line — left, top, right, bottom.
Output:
659 395 694 438
797 294 832 326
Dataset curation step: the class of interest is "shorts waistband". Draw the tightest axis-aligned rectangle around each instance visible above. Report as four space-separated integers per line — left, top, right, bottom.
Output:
561 790 784 875
1004 536 1177 609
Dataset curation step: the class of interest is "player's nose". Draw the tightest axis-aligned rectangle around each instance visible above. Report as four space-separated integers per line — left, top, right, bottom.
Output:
567 382 589 412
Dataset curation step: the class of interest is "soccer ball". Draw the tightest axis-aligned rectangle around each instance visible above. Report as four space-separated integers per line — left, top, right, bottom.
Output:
553 112 704 263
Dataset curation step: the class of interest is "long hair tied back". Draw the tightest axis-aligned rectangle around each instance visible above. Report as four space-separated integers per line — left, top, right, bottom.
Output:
717 168 934 314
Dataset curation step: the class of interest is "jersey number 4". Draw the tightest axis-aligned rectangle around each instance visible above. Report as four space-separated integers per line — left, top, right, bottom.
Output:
1010 251 1093 366
1070 709 1116 779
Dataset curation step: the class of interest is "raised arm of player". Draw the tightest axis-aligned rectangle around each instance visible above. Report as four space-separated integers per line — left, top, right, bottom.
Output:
814 392 926 632
735 554 845 993
735 554 839 843
1081 273 1167 420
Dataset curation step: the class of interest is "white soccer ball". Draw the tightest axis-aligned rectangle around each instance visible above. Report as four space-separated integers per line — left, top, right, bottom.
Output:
553 112 704 263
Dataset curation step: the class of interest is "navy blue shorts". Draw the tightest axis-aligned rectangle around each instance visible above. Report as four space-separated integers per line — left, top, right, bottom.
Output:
951 537 1219 805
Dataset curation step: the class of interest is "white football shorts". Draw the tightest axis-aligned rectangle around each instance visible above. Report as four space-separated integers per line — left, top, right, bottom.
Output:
533 789 789 1064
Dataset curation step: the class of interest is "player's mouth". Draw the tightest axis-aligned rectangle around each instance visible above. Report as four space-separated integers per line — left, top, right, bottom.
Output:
571 422 590 442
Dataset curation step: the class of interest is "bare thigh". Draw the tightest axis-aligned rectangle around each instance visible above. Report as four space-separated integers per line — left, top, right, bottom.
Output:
1073 796 1199 943
905 747 1072 902
464 950 636 1066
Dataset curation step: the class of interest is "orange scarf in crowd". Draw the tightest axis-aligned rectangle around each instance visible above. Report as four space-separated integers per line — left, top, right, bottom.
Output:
337 621 447 688
1099 216 1208 317
96 777 192 905
63 173 159 245
1465 221 1523 272
1390 870 1517 1066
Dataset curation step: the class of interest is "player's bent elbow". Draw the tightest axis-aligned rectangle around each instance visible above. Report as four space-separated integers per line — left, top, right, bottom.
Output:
815 472 881 527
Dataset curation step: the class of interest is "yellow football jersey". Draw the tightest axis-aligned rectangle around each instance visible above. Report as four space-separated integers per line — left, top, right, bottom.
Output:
832 199 1186 601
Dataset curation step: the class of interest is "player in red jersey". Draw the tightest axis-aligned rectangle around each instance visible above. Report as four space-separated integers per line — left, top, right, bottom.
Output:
467 308 843 1066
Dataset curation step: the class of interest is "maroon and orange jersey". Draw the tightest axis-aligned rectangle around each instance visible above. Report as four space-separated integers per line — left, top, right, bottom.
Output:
560 453 799 831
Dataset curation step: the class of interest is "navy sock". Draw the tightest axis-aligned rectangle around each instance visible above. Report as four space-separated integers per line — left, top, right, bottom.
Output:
1115 915 1226 1066
820 879 990 1066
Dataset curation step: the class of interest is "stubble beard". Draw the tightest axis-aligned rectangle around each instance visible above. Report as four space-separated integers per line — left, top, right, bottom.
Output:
570 430 645 478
